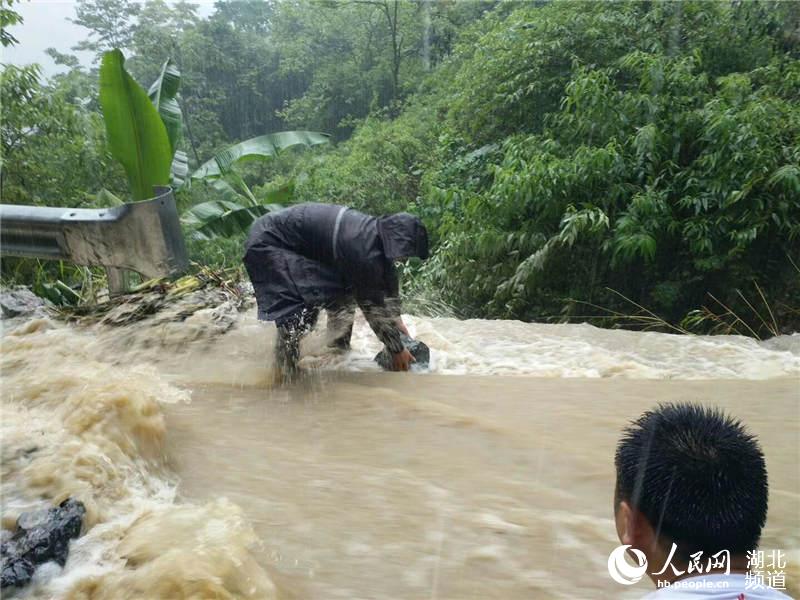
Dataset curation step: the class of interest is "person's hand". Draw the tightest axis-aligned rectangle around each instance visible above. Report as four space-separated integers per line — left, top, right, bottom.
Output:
391 348 415 372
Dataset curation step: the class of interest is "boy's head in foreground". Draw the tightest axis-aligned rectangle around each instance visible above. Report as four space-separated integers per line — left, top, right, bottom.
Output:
614 403 768 583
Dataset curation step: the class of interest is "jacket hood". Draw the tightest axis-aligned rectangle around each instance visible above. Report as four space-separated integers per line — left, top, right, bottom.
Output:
377 213 429 260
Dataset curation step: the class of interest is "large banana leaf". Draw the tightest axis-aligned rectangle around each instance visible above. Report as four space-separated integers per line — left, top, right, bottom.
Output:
192 131 331 179
184 201 279 240
148 59 189 189
148 58 182 155
99 49 172 201
183 180 294 240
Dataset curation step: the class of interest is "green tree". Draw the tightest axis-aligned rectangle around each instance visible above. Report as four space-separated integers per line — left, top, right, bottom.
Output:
1 64 126 207
70 0 142 62
0 0 23 47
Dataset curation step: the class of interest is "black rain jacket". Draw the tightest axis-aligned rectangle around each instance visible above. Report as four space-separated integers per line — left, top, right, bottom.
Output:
243 203 429 353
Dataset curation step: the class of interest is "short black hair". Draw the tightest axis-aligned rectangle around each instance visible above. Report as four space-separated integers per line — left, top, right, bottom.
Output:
614 403 768 556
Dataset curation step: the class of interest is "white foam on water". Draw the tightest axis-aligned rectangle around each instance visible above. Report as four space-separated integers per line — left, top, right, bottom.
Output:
301 313 800 380
1 319 280 599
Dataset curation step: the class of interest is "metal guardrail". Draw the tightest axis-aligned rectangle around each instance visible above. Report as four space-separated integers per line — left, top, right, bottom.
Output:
0 186 188 293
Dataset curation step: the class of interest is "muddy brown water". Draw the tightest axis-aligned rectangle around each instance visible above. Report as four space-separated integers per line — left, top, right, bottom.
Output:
166 375 800 599
1 313 798 598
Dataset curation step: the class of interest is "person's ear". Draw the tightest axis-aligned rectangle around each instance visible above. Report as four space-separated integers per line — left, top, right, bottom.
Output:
617 500 659 553
615 499 635 545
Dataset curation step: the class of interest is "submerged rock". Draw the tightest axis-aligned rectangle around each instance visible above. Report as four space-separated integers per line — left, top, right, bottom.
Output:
374 334 431 371
0 498 86 589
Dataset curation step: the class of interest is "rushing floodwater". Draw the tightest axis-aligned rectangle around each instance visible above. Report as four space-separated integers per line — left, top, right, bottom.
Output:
1 308 798 599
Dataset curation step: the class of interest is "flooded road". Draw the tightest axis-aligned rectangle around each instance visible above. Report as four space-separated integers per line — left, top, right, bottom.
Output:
2 310 799 598
168 375 799 599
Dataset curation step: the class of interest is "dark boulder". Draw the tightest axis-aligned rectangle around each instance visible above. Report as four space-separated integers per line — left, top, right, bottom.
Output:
374 334 430 371
1 499 86 589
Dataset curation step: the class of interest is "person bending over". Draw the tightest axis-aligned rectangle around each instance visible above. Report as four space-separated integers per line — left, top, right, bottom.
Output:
243 202 428 377
614 403 790 599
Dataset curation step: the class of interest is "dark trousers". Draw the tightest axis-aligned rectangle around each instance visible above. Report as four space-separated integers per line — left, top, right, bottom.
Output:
275 297 356 374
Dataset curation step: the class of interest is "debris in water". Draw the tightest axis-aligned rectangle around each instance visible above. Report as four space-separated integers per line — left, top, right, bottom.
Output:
56 267 248 328
0 498 86 589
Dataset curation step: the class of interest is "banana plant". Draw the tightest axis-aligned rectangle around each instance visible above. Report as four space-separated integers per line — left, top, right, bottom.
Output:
182 179 295 240
183 131 330 239
189 130 330 202
100 48 330 238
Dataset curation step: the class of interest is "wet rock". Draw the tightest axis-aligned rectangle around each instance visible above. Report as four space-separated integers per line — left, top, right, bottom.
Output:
374 334 431 371
0 287 46 319
0 498 85 589
1 558 35 588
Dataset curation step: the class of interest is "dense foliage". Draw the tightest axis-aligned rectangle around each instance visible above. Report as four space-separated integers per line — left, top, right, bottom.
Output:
2 0 798 335
295 1 800 336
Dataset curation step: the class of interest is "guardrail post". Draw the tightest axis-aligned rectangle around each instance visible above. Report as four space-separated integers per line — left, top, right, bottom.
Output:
105 267 134 295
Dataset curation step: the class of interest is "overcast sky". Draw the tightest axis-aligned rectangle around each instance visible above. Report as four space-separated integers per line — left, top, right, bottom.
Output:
1 0 215 77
